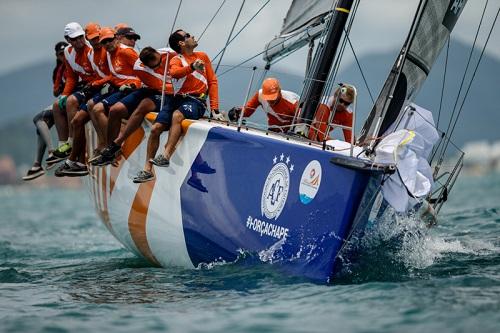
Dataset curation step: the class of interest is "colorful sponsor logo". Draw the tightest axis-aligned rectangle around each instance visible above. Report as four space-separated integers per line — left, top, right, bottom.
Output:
261 153 294 220
299 160 322 204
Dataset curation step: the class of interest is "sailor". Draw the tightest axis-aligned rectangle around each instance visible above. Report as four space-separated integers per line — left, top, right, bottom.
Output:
133 29 222 183
23 41 68 181
92 46 177 166
55 26 141 177
308 84 355 142
51 22 101 161
228 77 299 133
87 27 141 155
115 27 141 48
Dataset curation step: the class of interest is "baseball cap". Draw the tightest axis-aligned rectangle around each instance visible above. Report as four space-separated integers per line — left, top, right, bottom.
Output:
99 27 116 42
261 78 281 101
64 22 85 38
85 22 101 40
116 27 141 40
114 23 129 31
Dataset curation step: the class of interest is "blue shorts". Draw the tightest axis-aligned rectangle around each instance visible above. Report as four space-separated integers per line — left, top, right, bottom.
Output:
118 88 158 114
100 91 132 111
154 95 206 127
72 90 92 111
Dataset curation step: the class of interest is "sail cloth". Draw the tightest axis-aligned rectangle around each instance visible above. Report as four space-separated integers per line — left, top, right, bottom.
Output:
263 0 334 63
359 0 468 145
375 104 439 212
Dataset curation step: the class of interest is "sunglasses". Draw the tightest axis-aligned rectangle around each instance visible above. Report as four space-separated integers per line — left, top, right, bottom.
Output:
67 35 83 42
339 98 352 106
183 33 192 40
124 35 139 41
101 38 115 45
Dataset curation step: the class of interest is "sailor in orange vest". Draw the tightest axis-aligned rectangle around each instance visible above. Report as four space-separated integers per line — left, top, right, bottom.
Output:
92 46 177 166
308 84 355 142
133 29 222 183
88 27 141 155
228 78 299 133
116 27 140 49
52 22 101 161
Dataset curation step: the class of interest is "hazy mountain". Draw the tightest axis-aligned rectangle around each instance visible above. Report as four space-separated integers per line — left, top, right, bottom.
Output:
0 39 498 166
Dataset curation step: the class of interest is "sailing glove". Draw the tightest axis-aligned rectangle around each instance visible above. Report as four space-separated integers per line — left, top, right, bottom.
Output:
100 83 112 95
119 83 136 92
211 109 226 121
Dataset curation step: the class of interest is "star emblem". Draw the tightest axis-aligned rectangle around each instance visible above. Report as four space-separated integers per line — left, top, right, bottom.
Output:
273 155 277 164
290 164 294 172
286 156 290 164
280 153 284 161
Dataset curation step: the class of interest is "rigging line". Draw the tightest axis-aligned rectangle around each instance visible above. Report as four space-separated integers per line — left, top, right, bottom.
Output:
429 36 450 163
445 6 499 150
437 36 450 128
217 33 298 77
214 0 246 74
442 0 488 143
170 0 183 35
161 0 183 110
344 30 375 104
198 0 227 43
212 0 272 63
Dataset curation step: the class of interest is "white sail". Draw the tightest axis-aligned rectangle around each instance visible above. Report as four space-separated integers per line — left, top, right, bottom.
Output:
263 0 334 62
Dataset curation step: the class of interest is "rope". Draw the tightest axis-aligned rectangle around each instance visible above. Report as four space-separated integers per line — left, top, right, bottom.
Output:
198 0 227 43
212 0 272 63
439 0 489 156
160 0 183 110
439 0 493 159
344 30 375 104
437 36 450 128
214 0 246 74
445 6 499 149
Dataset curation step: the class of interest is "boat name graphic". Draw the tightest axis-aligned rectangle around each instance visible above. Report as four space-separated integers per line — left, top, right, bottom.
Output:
246 215 289 239
261 153 293 220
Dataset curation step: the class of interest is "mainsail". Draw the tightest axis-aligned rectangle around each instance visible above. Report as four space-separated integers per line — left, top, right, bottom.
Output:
263 0 334 63
358 0 468 147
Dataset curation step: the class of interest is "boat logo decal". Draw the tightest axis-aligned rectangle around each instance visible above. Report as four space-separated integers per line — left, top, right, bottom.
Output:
299 160 322 204
261 153 293 220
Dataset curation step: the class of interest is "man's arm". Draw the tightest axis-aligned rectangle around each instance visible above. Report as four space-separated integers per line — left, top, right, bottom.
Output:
242 92 260 118
202 53 219 111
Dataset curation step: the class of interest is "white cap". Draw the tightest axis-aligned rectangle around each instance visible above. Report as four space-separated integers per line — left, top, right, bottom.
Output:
64 22 84 38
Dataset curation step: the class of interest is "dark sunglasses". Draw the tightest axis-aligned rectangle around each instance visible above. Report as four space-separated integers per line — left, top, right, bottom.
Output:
101 38 115 45
339 98 351 106
183 33 192 40
67 35 83 42
124 35 139 41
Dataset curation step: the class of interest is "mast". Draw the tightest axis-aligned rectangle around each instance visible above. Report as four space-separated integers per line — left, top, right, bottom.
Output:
299 0 354 123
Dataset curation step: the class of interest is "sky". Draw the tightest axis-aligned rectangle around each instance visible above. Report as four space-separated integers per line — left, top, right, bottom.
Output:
0 0 499 77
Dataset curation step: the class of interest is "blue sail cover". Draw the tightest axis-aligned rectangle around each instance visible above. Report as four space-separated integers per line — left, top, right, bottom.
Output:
359 0 468 144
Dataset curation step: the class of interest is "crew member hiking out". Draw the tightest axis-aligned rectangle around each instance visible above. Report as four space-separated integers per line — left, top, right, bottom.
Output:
133 29 222 183
23 41 68 180
228 77 299 133
92 46 177 166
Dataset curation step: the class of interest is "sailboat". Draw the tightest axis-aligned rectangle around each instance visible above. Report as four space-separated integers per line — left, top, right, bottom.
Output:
85 0 471 282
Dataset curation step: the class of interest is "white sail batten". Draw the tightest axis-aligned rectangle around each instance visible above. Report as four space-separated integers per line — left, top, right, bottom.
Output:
263 0 334 62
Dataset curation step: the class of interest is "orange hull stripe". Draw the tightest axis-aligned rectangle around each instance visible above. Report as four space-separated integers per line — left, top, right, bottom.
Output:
128 179 160 266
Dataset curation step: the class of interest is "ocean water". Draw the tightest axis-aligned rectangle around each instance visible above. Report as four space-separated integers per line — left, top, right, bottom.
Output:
0 174 499 333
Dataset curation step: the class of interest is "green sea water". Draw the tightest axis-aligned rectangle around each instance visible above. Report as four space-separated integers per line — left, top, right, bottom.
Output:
0 174 499 333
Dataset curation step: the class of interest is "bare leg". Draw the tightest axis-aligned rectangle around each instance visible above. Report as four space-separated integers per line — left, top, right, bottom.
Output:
144 122 167 173
65 95 79 139
52 100 68 142
69 110 90 163
107 102 129 145
163 110 185 159
90 102 108 150
115 98 156 146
